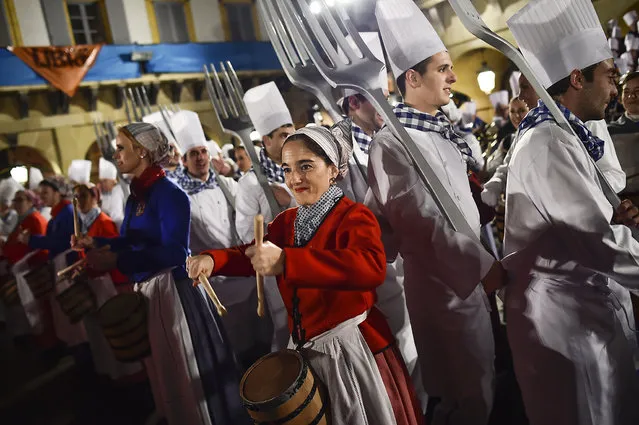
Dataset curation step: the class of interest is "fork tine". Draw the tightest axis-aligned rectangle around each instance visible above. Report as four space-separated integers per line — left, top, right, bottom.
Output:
203 64 225 114
225 61 248 116
218 62 241 118
260 0 303 69
121 87 132 123
134 87 146 117
210 63 230 119
127 88 141 121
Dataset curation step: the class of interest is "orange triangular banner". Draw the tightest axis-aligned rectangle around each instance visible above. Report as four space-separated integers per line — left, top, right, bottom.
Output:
8 45 102 97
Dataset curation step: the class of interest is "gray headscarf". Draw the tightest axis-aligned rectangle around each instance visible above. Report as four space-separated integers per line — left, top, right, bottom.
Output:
287 125 352 179
121 122 171 166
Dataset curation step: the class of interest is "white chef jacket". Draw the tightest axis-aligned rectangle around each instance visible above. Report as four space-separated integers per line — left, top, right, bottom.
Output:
503 120 639 425
367 125 495 425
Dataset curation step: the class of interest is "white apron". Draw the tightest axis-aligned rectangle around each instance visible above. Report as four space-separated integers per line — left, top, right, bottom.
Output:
51 250 87 346
12 250 44 333
289 311 397 425
83 274 143 379
264 275 289 351
136 271 211 425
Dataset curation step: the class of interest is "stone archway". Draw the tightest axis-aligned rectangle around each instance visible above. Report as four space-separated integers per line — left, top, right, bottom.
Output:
0 146 56 178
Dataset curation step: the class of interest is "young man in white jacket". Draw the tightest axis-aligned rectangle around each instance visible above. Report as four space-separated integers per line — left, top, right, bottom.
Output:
170 110 271 367
505 1 639 424
366 1 504 424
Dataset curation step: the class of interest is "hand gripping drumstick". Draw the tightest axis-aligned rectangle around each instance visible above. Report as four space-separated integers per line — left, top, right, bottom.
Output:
57 258 87 278
254 215 265 318
198 273 228 317
72 196 80 238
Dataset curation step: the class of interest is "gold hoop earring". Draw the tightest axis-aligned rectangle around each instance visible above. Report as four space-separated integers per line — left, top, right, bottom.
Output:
330 177 336 185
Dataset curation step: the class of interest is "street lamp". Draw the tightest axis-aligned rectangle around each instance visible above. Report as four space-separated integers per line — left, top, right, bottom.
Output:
477 62 496 94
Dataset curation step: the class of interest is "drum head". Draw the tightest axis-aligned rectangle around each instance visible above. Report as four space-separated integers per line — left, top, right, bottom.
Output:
98 292 142 327
242 349 303 403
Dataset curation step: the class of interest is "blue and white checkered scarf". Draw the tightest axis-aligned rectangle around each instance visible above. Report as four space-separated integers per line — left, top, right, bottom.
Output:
173 167 219 195
518 100 605 161
258 147 285 184
394 103 480 171
350 120 373 154
294 184 344 247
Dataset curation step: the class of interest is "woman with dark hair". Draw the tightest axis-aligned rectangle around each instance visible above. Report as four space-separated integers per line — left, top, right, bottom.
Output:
188 126 425 425
72 122 248 425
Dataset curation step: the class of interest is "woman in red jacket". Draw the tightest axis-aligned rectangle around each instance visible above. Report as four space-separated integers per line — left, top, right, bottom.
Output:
3 190 48 265
188 126 424 425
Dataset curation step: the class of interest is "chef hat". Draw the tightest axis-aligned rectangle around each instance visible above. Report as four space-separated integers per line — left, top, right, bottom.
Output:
221 143 234 159
625 33 636 52
507 0 612 89
612 25 623 39
142 111 177 145
489 90 509 110
440 99 462 124
619 52 635 75
243 81 293 137
341 32 388 98
28 167 43 190
460 101 477 126
67 159 92 185
509 71 522 97
623 11 638 27
0 178 23 206
632 37 639 52
607 19 618 30
99 157 118 181
609 38 621 52
376 0 446 80
169 110 207 154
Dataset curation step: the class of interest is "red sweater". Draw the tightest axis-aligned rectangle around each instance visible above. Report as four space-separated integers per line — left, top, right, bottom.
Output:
3 211 48 265
204 197 394 353
83 212 128 285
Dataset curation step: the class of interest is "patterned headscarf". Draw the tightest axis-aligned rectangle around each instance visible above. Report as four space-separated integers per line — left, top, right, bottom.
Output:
120 122 171 167
286 126 352 179
40 175 72 198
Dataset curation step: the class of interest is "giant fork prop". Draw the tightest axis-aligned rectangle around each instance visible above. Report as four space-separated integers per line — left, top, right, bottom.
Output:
446 0 639 241
203 61 283 218
262 0 479 241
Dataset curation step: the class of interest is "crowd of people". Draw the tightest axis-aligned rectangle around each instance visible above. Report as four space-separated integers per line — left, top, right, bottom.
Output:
1 0 639 424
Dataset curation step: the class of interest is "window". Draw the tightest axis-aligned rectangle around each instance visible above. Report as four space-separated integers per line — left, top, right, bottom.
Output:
0 1 12 46
67 1 108 44
154 1 189 43
225 3 256 41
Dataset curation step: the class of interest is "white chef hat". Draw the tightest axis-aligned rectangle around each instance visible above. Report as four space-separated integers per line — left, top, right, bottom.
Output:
340 32 388 99
623 11 638 27
619 52 635 75
625 33 636 52
67 159 92 185
609 38 621 52
489 90 509 110
28 167 43 190
440 99 462 124
99 157 118 181
460 101 477 126
169 110 207 154
142 111 177 145
509 71 522 97
243 81 293 137
507 0 612 89
376 0 446 80
632 37 639 52
0 178 23 206
612 25 623 39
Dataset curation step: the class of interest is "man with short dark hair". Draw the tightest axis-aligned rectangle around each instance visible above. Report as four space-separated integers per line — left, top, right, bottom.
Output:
608 71 639 135
505 1 639 423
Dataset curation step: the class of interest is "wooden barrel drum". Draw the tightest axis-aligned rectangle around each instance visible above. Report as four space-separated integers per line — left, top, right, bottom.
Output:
24 264 54 299
240 349 329 425
97 292 150 362
0 278 20 306
56 273 96 323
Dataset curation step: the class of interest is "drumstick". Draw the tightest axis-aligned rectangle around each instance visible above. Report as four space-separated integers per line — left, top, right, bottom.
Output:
254 214 265 318
57 258 87 278
198 274 228 317
72 196 80 238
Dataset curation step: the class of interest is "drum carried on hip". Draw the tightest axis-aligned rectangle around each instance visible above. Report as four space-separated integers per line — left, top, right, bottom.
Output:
0 278 20 306
56 271 96 323
97 292 150 362
240 349 329 425
25 263 54 299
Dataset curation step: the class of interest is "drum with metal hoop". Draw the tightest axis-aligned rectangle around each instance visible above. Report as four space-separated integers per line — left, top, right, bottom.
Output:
240 349 329 425
97 292 150 362
0 278 20 306
24 263 54 299
56 272 96 323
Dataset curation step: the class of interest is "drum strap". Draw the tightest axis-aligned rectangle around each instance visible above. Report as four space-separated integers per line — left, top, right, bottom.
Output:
291 289 306 350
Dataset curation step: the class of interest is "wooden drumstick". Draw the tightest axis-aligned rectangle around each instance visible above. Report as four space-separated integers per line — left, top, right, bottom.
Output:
198 274 227 317
57 258 87 278
254 214 265 318
72 196 80 238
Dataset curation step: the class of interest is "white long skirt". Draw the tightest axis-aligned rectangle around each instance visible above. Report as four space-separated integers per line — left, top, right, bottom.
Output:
51 250 87 346
136 271 211 425
290 311 397 425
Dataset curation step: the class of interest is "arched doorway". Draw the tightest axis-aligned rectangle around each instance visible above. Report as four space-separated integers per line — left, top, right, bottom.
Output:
0 146 56 179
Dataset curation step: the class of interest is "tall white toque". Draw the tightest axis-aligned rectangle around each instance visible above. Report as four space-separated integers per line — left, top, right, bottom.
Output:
68 159 92 185
623 10 638 28
29 167 43 190
375 0 446 81
99 157 118 181
169 110 208 154
489 90 510 110
142 111 177 144
507 0 612 89
243 81 293 137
